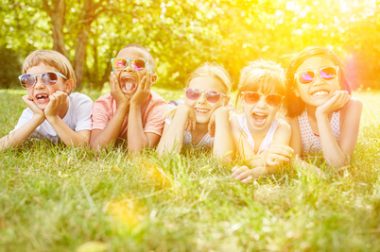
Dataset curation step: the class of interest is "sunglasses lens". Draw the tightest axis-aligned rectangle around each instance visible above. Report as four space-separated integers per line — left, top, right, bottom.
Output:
266 94 282 106
205 91 221 103
133 59 146 71
19 74 35 87
320 66 337 80
113 58 127 70
42 72 58 85
185 88 201 100
299 71 314 84
243 92 260 104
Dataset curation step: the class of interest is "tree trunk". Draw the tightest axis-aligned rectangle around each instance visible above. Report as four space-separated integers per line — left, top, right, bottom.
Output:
43 0 67 56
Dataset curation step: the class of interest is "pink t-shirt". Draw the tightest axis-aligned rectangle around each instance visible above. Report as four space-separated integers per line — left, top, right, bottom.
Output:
91 91 169 138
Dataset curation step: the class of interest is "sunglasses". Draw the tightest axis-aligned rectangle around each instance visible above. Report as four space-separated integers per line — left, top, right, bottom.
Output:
111 57 148 71
241 91 283 107
18 72 67 88
185 88 225 103
295 66 338 84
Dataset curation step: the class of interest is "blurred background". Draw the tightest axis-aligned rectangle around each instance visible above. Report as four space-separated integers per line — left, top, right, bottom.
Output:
0 0 379 90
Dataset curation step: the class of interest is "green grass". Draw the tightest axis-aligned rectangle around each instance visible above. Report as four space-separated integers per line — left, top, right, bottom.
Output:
0 89 379 251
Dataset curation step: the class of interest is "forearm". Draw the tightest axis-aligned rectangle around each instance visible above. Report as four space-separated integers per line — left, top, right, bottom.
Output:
47 116 89 146
127 104 149 152
213 112 234 162
0 116 44 151
316 112 347 167
157 112 188 155
90 105 128 149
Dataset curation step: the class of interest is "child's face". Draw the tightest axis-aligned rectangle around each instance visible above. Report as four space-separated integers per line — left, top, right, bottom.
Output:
294 56 341 107
185 76 227 124
241 89 282 132
24 63 71 110
114 47 155 95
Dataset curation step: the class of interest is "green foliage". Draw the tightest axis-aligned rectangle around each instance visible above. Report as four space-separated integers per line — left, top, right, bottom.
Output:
0 0 379 90
0 89 379 250
0 48 22 88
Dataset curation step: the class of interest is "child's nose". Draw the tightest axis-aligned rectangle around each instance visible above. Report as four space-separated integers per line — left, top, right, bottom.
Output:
34 77 45 89
255 97 267 108
197 92 207 103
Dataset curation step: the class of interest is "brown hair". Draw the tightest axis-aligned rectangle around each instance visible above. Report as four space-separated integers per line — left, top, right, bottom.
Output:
285 47 351 117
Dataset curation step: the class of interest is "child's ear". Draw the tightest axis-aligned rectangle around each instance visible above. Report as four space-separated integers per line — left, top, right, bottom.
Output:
223 95 230 106
64 79 74 93
150 73 157 84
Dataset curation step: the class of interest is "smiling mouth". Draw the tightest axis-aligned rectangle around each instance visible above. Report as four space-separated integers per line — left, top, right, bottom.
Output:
195 107 210 114
34 93 49 102
311 90 329 97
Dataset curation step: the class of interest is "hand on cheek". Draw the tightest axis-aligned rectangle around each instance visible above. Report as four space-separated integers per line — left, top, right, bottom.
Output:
316 90 350 115
22 95 44 119
45 91 68 118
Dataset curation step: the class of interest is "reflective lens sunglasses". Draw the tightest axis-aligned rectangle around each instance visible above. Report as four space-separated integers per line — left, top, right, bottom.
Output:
18 71 67 88
241 91 283 106
295 66 339 84
185 88 225 103
111 57 148 71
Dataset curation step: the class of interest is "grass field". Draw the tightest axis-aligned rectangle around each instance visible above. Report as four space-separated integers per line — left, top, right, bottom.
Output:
0 88 379 251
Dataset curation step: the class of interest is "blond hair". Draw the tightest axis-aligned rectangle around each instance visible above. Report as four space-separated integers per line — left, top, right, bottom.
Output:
187 63 232 93
22 50 76 90
238 59 285 95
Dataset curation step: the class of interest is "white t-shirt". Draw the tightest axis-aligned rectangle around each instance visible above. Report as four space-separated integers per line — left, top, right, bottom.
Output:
13 92 93 143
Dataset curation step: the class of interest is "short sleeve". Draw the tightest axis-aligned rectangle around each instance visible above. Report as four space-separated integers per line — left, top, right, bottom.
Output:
91 96 112 130
144 103 170 136
13 108 33 131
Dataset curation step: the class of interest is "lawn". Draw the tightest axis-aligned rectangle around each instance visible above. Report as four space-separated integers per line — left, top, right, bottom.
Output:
0 88 379 251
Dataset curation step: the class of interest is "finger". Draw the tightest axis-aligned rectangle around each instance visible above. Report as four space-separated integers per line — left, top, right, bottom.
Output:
231 166 248 178
235 170 253 181
250 166 267 178
241 176 253 184
140 76 147 90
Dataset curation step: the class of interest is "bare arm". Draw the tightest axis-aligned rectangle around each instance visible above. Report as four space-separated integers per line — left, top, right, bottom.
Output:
0 96 45 151
127 75 162 152
316 92 361 167
212 107 234 162
90 103 129 150
157 105 192 155
90 72 130 150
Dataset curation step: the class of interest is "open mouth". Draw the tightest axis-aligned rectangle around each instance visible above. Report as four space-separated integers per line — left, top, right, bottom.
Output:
251 112 268 127
119 74 137 93
34 93 50 103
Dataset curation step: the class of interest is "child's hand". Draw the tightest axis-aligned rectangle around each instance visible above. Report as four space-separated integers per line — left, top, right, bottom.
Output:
44 91 68 119
316 90 350 115
22 95 44 119
176 104 196 131
208 106 230 137
231 165 254 183
265 144 294 167
130 75 151 106
110 72 129 107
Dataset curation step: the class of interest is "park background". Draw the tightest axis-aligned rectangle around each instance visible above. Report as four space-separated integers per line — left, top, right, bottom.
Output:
0 0 380 91
1 0 380 251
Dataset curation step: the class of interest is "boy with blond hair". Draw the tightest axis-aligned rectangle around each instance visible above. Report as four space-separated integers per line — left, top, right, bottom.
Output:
0 50 93 150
